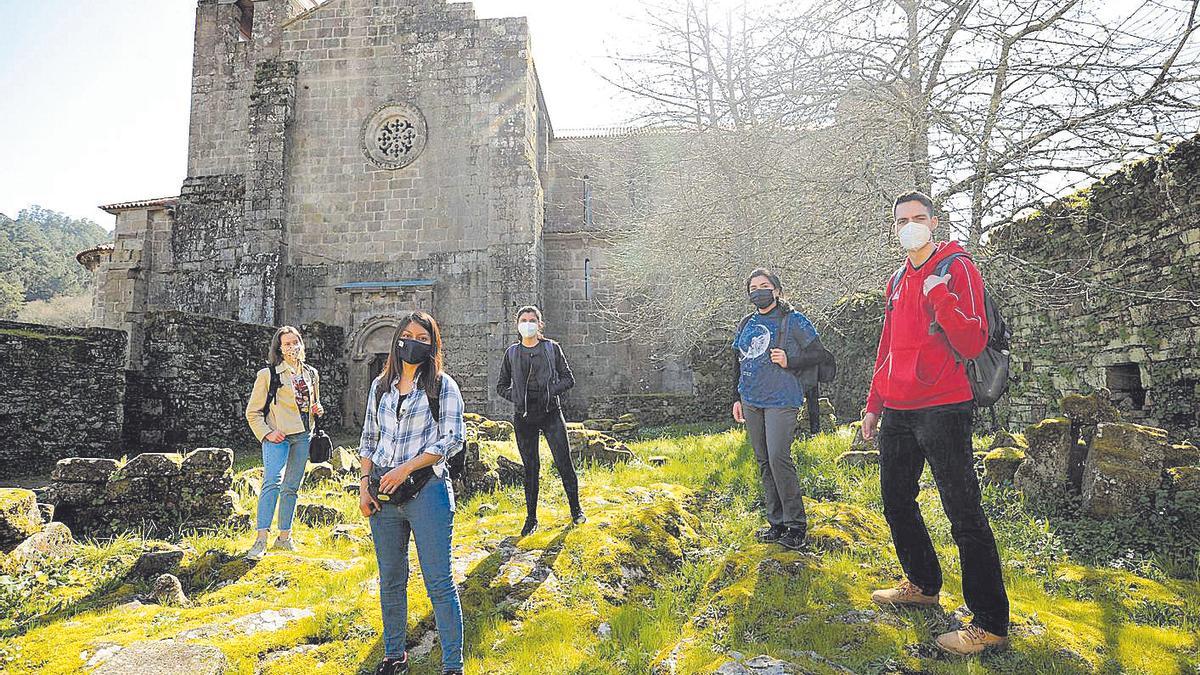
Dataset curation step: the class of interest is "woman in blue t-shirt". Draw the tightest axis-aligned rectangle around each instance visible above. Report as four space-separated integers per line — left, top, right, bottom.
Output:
731 268 827 551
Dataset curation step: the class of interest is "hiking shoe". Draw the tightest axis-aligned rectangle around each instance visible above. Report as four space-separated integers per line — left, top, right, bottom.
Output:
777 527 807 551
443 671 463 675
374 654 409 675
271 537 297 552
935 624 1009 655
520 517 538 537
571 509 587 525
871 579 940 608
246 538 268 560
756 524 786 543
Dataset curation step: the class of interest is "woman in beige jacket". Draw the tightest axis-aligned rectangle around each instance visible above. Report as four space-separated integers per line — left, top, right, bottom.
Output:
244 326 324 559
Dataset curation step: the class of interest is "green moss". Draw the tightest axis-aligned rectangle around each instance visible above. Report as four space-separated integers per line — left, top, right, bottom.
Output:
4 428 1199 674
0 328 85 341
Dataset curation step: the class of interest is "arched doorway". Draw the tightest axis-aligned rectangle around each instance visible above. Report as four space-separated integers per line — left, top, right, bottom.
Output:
347 316 403 428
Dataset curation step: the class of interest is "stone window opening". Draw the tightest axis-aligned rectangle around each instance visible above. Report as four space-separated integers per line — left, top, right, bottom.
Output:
583 175 593 228
236 0 254 41
1106 363 1147 410
584 258 593 301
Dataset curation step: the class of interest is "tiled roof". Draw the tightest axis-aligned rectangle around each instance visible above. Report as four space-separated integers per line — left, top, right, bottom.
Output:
76 242 115 265
98 197 179 214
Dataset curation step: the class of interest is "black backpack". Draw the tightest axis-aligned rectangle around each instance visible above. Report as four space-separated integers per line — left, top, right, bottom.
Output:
889 252 1011 409
372 373 468 481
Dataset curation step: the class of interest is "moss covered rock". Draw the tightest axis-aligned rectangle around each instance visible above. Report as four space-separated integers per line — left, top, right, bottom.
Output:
1014 417 1081 502
988 429 1028 452
805 500 890 552
1165 442 1199 468
1082 422 1168 518
983 447 1026 485
1061 391 1120 429
0 488 42 552
835 450 879 468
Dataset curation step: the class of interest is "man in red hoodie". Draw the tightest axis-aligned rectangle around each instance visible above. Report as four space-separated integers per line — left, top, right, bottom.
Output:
861 191 1010 655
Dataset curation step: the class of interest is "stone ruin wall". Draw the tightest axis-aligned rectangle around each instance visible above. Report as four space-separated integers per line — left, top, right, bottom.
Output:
0 313 346 479
0 322 128 480
991 135 1200 440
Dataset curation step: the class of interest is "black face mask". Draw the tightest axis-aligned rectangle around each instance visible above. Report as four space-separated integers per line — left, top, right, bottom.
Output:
396 338 432 365
749 289 776 309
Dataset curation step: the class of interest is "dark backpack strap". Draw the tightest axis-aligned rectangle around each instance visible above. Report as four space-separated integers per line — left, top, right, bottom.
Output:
735 313 753 342
888 266 906 296
543 340 559 383
261 367 282 416
935 252 967 278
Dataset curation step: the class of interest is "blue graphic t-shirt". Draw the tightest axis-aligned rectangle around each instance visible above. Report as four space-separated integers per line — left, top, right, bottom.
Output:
733 308 818 409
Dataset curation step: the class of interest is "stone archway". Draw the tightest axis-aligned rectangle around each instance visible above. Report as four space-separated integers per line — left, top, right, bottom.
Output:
346 316 403 428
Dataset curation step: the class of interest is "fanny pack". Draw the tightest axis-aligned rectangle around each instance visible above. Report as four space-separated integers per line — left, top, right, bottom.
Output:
368 466 435 507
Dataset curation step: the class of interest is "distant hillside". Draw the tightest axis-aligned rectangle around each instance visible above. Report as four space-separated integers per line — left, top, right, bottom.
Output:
0 207 110 319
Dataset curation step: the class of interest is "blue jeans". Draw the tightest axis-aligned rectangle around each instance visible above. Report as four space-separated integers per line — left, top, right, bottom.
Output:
368 472 463 669
256 432 310 531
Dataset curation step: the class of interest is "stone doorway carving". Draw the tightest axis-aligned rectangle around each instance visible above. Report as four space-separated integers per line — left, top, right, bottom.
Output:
347 316 402 428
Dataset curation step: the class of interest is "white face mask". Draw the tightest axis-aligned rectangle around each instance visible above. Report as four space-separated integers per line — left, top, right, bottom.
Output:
517 322 540 339
898 222 932 251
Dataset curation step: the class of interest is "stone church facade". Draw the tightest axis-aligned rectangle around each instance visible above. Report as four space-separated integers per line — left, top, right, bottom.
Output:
82 0 695 423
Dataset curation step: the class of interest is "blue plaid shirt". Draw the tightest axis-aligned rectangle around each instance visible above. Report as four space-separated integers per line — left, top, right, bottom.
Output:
359 372 465 477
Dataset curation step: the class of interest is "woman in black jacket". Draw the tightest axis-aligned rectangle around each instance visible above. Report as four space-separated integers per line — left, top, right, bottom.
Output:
496 305 584 536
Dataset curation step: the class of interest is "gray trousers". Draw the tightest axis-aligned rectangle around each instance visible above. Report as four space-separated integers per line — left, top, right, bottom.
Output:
743 402 807 530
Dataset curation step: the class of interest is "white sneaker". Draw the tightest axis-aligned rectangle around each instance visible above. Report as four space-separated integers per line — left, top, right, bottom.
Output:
246 538 268 560
271 537 297 552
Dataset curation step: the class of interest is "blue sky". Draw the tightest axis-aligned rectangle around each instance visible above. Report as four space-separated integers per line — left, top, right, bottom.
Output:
0 0 641 227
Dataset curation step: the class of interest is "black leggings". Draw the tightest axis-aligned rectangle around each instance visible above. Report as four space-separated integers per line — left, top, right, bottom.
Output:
513 407 580 518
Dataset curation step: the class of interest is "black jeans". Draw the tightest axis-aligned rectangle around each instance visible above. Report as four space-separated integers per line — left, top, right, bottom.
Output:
879 402 1010 636
513 407 580 519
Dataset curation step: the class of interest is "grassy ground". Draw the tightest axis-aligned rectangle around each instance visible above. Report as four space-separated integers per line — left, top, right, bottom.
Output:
1 427 1197 674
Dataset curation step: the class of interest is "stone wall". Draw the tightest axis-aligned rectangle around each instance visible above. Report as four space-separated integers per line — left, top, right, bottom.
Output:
125 311 347 455
818 291 886 421
0 322 128 479
992 135 1200 439
45 449 235 538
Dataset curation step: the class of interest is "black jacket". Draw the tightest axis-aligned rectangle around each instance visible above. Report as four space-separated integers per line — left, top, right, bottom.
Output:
497 338 576 414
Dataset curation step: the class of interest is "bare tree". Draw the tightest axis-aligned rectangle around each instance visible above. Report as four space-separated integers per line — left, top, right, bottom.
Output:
586 0 1200 356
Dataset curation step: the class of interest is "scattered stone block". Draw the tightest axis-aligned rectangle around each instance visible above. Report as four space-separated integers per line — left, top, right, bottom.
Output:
296 502 344 527
0 488 42 552
983 447 1026 485
10 522 74 564
93 640 226 675
51 457 120 483
1014 418 1081 502
835 451 879 467
304 462 335 483
1081 423 1168 518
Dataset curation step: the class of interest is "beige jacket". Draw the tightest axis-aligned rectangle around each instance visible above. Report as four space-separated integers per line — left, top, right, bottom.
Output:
245 362 322 442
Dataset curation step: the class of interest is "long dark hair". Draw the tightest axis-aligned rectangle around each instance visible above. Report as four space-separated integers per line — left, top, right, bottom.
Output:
267 326 305 366
375 311 444 404
745 267 793 313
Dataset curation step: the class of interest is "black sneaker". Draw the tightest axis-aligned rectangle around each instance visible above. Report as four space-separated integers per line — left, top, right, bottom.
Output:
520 517 538 537
375 653 409 675
571 509 587 525
443 671 464 675
777 526 807 551
756 525 786 543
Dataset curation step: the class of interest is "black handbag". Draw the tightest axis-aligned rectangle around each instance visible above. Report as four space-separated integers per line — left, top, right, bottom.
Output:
367 466 435 506
309 416 332 464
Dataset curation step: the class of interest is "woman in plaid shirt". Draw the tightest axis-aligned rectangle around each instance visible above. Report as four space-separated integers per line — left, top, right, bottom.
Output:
357 311 465 675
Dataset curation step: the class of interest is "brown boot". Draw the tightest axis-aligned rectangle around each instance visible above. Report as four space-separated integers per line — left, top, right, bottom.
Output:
935 624 1009 655
871 579 940 608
